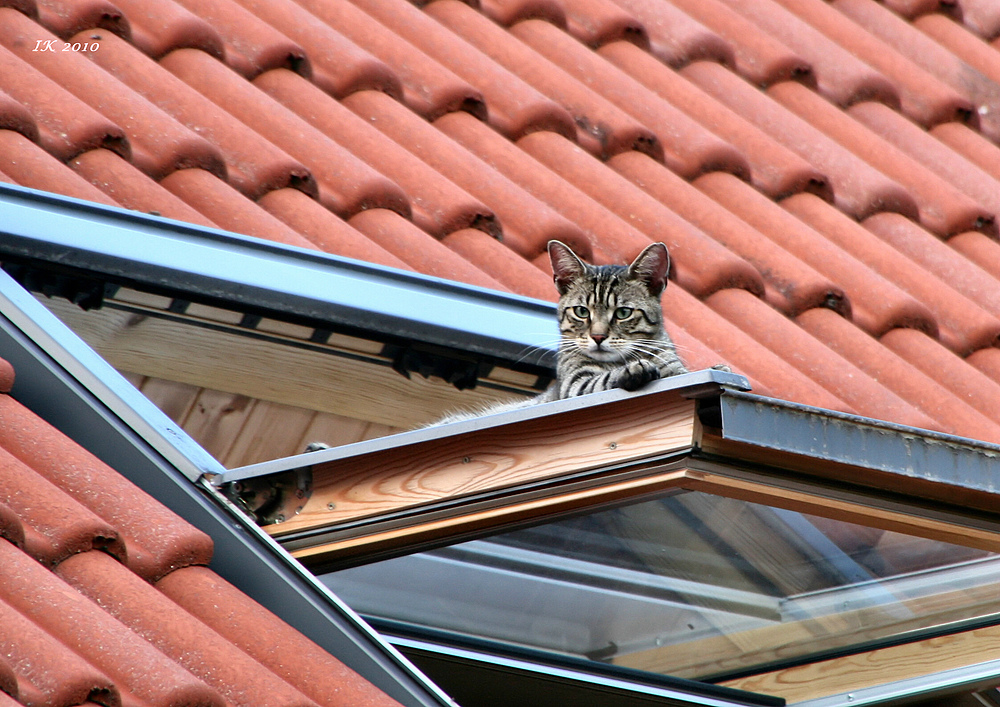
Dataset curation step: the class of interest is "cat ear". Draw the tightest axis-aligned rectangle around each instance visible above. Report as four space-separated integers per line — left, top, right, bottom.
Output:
628 242 670 296
548 240 586 294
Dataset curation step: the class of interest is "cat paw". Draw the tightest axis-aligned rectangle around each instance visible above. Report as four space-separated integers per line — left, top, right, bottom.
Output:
615 360 661 391
304 442 330 453
711 363 732 373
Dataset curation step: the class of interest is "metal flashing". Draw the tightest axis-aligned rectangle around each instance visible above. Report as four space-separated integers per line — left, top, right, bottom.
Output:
0 182 557 369
0 267 455 707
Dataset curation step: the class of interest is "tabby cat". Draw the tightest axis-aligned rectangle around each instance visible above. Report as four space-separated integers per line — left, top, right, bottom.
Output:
432 240 689 424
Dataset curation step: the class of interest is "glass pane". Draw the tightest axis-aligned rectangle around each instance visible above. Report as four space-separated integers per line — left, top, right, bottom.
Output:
321 490 1000 681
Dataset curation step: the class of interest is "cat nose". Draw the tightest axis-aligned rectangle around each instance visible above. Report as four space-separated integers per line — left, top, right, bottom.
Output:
591 334 607 346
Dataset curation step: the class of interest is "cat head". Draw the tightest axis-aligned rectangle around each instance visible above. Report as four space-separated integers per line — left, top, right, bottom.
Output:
548 241 670 362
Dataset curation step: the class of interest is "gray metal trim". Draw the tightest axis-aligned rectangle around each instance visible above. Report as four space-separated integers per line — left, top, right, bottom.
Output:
0 269 455 707
218 368 752 484
0 182 556 367
717 390 1000 494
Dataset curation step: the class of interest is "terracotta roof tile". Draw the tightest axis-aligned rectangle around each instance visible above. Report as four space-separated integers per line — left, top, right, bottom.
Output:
0 539 226 707
84 33 313 199
349 0 577 140
479 0 566 27
58 551 323 707
770 83 994 236
0 647 15 700
696 172 934 338
106 0 225 59
931 121 1000 183
1 0 35 18
798 308 1000 442
959 0 1000 39
949 231 1000 281
69 148 220 227
0 36 128 162
882 327 1000 425
771 0 973 127
833 0 1000 143
511 19 746 178
708 289 940 430
915 13 1000 92
665 286 853 412
344 89 591 261
441 228 558 301
662 0 811 87
0 393 213 581
348 208 511 291
302 0 485 121
515 129 764 298
157 565 402 707
599 41 827 199
0 502 24 549
682 62 918 221
426 0 660 160
169 0 310 79
547 0 649 49
34 0 127 39
714 0 899 108
785 194 1000 355
603 0 733 67
162 48 407 217
968 347 1000 387
0 89 35 143
0 129 118 206
227 0 401 99
161 169 319 251
254 68 497 237
259 190 412 269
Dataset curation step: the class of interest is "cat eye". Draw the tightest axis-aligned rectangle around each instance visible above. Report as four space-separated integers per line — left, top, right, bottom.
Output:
572 305 590 319
613 307 634 320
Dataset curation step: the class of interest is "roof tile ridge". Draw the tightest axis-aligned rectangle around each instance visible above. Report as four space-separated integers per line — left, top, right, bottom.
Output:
34 0 130 41
102 0 226 60
480 0 567 28
535 0 651 50
605 0 733 67
0 88 37 144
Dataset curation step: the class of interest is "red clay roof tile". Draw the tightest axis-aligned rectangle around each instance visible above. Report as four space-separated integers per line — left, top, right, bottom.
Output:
57 550 322 707
106 0 225 59
228 0 402 99
665 286 853 412
157 565 402 707
609 150 845 317
0 598 118 707
772 0 973 127
170 0 310 80
770 83 994 236
696 172 934 338
349 0 577 140
959 0 1000 39
714 0 899 108
916 13 1000 95
302 0 485 121
85 34 314 199
0 89 36 143
604 0 733 67
879 0 940 17
547 0 649 49
441 228 558 301
0 540 226 707
709 289 940 430
0 130 118 206
848 102 1000 221
662 0 810 87
34 0 127 39
882 327 1000 425
797 308 1000 442
599 41 827 199
949 231 1000 282
967 347 1000 387
930 121 1000 183
0 393 214 581
516 129 765 298
864 213 1000 322
682 62 918 221
0 443 123 567
833 0 1000 143
426 0 660 160
785 194 1000 355
258 190 412 269
344 89 591 261
0 36 128 162
348 208 511 291
255 68 497 237
70 148 219 227
162 48 407 218
0 646 15 700
0 502 24 549
479 0 567 27
512 20 746 178
160 169 319 251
